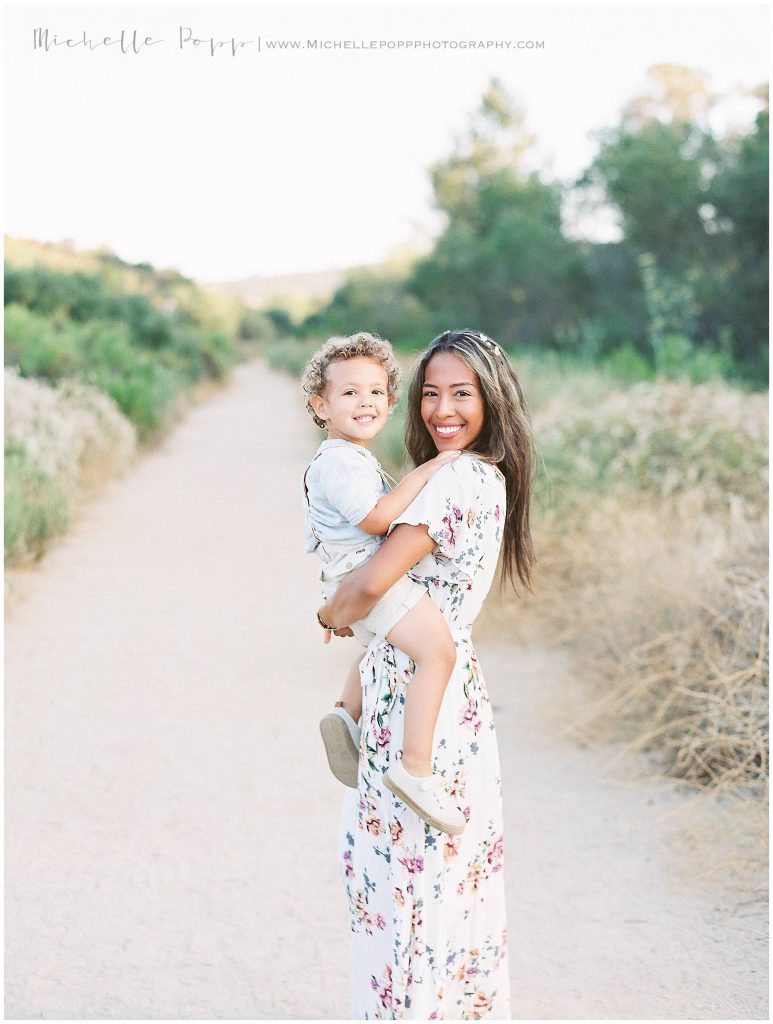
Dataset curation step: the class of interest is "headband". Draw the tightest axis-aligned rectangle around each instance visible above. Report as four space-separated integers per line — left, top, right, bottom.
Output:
437 329 504 360
471 331 503 358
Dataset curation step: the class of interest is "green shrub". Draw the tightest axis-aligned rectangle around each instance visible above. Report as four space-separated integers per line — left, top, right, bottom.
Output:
534 378 768 519
161 329 237 383
654 332 694 377
239 308 280 342
4 443 70 563
509 345 619 415
266 337 322 379
195 330 238 379
117 292 176 349
602 342 654 385
3 303 81 380
4 261 242 386
4 304 228 438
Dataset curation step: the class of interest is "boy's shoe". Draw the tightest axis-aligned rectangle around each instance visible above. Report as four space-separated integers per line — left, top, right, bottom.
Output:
319 703 361 788
383 758 466 836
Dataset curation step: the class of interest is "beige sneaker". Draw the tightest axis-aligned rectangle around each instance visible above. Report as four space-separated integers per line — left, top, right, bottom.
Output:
319 703 361 788
383 757 466 836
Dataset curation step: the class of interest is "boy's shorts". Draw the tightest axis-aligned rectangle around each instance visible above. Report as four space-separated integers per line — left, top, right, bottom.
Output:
320 572 426 647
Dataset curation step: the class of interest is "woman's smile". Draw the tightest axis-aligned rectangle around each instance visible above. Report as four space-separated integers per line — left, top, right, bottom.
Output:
421 352 485 450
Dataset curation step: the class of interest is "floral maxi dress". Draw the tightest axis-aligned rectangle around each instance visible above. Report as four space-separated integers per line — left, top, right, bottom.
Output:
337 455 511 1020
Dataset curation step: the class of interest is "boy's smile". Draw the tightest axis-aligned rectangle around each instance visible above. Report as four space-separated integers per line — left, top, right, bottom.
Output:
310 356 392 447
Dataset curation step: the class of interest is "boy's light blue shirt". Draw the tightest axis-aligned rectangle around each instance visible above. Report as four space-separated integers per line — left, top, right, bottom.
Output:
303 438 391 578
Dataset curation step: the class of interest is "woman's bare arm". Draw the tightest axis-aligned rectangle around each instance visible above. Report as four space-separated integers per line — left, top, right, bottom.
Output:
319 523 437 629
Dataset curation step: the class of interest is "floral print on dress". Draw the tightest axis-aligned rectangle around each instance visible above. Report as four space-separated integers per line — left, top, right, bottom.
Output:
337 455 511 1019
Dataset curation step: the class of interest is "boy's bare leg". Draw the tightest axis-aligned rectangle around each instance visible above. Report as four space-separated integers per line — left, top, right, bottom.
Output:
339 651 364 722
386 594 457 777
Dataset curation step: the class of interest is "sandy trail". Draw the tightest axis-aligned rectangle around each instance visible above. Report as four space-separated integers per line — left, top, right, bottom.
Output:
5 359 767 1020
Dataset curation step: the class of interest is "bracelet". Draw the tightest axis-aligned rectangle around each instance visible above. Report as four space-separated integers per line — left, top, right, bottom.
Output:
317 610 337 631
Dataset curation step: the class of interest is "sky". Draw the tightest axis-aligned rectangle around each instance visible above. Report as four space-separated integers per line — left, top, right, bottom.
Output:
4 1 770 282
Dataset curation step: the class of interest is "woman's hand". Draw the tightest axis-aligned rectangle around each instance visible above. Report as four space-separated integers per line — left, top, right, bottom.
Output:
317 604 355 642
320 626 354 644
317 612 355 644
321 523 437 627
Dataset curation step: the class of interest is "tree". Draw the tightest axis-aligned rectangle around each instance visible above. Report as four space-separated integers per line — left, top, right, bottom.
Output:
709 102 769 369
577 66 720 276
577 64 768 376
408 79 588 348
619 63 714 129
303 268 432 346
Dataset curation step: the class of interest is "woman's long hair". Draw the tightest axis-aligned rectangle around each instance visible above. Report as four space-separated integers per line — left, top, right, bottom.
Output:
405 329 537 594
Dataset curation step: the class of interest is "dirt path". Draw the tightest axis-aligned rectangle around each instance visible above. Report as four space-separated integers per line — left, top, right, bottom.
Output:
5 359 767 1019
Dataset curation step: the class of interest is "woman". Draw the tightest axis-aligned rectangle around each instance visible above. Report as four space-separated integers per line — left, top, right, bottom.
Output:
318 329 536 1019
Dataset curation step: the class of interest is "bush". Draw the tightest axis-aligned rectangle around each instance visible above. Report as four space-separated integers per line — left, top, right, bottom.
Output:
4 261 242 385
3 249 249 563
534 378 768 520
482 368 768 823
601 342 654 384
301 269 434 349
3 303 81 380
117 292 176 349
266 337 322 379
160 329 237 383
4 443 70 564
4 304 218 438
238 308 280 342
4 368 137 566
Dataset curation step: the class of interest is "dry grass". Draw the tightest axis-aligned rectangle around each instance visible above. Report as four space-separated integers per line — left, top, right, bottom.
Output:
482 492 768 894
483 488 768 891
478 374 769 894
660 785 769 900
4 368 138 567
4 235 105 275
524 497 765 786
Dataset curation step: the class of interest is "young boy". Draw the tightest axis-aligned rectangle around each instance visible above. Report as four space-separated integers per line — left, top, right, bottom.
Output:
301 332 466 836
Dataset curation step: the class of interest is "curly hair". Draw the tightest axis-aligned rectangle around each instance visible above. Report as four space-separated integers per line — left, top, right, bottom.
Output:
300 332 402 429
